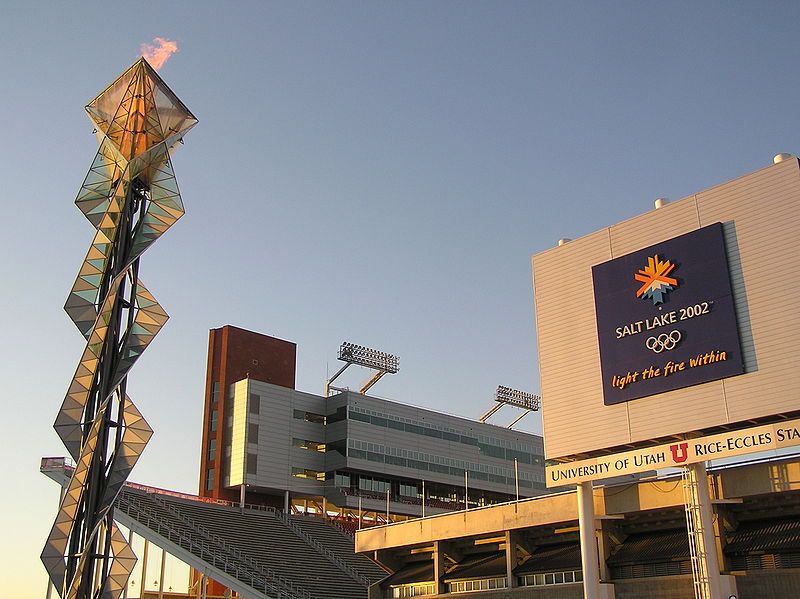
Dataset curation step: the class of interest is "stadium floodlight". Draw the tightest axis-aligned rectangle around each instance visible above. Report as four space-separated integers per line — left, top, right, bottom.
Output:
495 385 541 411
338 342 400 373
479 385 541 426
325 342 400 396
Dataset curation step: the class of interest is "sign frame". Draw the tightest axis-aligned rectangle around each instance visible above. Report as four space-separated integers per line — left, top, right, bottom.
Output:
592 222 744 405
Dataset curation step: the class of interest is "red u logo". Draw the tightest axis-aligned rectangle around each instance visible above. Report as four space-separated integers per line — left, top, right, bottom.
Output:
670 442 689 463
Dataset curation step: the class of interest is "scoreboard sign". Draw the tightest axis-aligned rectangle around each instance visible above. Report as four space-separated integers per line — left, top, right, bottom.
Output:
546 418 800 486
592 223 744 405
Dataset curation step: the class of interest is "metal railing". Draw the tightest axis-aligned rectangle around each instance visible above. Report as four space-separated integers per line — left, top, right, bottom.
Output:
116 493 305 599
148 493 312 599
278 512 370 587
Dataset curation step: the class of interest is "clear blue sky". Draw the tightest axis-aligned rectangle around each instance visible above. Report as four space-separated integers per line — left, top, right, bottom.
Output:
3 1 799 594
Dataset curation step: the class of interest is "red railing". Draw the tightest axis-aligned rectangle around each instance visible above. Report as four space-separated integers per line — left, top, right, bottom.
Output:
126 481 232 506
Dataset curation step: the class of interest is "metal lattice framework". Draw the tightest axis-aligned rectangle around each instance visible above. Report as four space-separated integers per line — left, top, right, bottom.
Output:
41 58 197 599
325 342 400 396
478 385 540 427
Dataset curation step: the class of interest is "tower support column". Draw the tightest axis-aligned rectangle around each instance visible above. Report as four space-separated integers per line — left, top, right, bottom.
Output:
433 541 447 595
577 482 601 599
687 462 738 599
505 530 520 588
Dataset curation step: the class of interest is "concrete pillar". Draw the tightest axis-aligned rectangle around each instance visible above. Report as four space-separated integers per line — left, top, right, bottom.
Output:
689 462 723 599
597 521 614 582
712 505 733 573
140 539 149 598
158 547 166 599
577 482 601 599
284 490 290 513
432 541 447 595
505 530 519 588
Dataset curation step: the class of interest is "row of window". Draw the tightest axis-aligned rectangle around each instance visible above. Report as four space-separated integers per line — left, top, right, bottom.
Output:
350 405 541 454
386 571 582 598
348 448 537 489
347 439 542 486
288 403 541 464
519 570 583 586
385 583 435 598
335 472 500 504
348 408 541 465
350 405 464 435
349 439 534 481
448 577 507 593
208 391 260 432
477 433 539 454
359 476 390 493
210 382 220 404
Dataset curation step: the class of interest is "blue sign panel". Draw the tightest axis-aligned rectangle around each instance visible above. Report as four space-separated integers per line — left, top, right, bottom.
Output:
592 222 744 405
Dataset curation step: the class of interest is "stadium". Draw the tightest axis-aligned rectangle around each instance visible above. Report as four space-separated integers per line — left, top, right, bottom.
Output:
41 57 800 599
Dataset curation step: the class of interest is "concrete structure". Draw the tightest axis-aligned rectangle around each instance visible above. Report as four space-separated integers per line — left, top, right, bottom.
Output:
533 157 800 461
200 326 547 520
355 454 800 599
527 156 800 598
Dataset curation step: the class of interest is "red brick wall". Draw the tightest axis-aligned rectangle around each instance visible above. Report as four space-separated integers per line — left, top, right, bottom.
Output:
198 325 296 500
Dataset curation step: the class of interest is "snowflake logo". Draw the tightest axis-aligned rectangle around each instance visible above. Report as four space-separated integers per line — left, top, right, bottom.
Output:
635 254 678 304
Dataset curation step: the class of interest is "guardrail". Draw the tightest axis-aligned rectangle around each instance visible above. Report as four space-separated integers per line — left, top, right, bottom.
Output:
149 493 312 599
117 494 304 599
279 512 370 587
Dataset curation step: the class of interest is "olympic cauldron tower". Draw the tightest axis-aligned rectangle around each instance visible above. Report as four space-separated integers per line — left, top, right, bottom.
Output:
42 58 196 599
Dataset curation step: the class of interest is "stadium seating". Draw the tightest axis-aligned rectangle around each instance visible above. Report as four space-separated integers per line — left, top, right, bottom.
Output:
115 486 386 599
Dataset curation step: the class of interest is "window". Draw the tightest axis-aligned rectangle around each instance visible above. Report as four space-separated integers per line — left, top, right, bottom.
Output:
446 579 510 592
249 393 260 414
246 453 258 475
208 439 216 462
205 469 215 491
519 570 582 587
292 468 325 481
348 410 370 423
292 438 326 452
349 448 367 459
386 583 435 598
358 476 389 493
293 409 325 424
210 382 219 404
210 411 218 432
399 483 419 497
327 406 347 423
248 423 259 443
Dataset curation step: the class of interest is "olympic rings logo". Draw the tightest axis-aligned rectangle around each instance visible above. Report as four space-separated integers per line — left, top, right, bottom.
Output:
646 330 682 353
